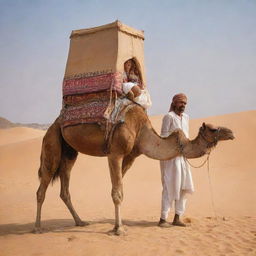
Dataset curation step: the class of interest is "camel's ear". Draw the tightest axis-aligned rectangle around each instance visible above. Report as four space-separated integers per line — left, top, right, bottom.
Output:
202 122 206 130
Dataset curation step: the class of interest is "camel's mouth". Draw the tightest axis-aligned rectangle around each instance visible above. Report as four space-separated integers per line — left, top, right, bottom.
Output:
228 134 235 140
225 129 235 140
218 127 235 141
221 131 235 141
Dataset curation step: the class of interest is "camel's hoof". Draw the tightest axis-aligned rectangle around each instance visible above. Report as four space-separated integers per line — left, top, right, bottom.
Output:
108 226 127 236
33 227 43 234
76 221 89 227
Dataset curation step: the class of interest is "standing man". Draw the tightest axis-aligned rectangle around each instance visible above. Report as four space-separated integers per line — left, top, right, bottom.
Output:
158 93 194 227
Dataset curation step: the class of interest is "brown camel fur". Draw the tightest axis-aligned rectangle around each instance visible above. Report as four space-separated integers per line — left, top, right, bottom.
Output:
34 105 234 235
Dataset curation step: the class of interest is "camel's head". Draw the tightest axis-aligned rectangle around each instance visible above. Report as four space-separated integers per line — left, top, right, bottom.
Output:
199 123 234 147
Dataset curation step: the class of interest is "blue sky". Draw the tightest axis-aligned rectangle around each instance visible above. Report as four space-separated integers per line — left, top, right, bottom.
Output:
0 0 255 123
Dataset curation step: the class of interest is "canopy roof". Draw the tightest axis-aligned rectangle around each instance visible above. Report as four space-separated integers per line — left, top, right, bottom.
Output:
70 20 144 40
64 21 145 80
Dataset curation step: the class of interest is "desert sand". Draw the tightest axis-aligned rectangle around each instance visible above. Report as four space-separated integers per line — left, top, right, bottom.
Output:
0 110 255 256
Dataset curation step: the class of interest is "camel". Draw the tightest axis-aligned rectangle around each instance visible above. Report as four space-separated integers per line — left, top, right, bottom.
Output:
34 105 234 235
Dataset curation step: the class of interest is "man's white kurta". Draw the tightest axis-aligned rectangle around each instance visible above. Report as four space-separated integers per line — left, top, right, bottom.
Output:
160 111 194 208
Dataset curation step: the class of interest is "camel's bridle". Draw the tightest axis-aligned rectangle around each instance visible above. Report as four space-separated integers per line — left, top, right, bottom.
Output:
177 126 220 169
199 127 220 148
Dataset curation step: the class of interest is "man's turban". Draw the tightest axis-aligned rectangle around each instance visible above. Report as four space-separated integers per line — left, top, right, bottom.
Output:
172 93 187 103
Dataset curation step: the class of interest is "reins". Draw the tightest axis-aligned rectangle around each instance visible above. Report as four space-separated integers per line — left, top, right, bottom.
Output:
184 152 210 169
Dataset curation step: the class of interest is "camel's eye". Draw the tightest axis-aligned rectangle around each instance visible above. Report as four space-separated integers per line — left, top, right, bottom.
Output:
209 128 218 132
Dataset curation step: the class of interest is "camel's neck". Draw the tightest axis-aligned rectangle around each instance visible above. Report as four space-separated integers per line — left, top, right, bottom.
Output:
181 133 212 159
138 125 214 160
138 125 181 160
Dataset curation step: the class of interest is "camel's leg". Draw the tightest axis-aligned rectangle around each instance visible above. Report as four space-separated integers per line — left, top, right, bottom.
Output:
59 153 88 227
34 120 62 233
108 155 125 235
34 170 53 233
122 151 140 177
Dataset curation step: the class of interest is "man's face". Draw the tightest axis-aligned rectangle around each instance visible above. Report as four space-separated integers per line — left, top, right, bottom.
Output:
174 100 187 113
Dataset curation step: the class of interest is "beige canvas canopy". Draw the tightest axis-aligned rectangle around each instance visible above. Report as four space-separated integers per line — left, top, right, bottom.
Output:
63 20 145 96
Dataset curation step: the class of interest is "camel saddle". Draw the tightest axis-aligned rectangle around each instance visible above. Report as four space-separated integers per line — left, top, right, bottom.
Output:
61 90 137 126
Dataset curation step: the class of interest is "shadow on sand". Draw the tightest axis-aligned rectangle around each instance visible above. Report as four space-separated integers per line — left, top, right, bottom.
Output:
0 218 157 236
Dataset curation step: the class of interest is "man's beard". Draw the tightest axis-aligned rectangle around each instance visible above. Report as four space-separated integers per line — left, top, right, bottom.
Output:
177 106 185 113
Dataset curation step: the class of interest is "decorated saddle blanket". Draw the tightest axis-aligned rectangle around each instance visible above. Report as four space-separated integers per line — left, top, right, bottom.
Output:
60 91 135 128
62 72 123 96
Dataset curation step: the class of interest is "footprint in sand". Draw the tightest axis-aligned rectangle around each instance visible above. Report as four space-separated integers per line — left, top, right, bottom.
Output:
178 239 188 246
67 235 77 242
175 249 184 254
183 217 192 223
251 231 256 237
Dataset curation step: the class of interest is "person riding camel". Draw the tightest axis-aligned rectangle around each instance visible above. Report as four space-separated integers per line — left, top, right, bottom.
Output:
122 59 152 109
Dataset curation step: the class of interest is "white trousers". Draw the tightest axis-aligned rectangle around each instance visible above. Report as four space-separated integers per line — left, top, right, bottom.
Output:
160 189 187 220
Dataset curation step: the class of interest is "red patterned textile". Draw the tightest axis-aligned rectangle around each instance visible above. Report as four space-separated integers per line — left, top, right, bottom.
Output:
60 91 115 128
63 72 123 96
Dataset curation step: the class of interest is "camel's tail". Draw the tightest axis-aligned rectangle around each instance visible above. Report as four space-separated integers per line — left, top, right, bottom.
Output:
50 160 61 184
37 150 63 184
38 166 42 180
37 118 77 184
51 137 78 183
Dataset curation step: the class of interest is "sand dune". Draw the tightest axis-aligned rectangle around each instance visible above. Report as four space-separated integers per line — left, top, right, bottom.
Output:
0 111 255 256
0 127 45 146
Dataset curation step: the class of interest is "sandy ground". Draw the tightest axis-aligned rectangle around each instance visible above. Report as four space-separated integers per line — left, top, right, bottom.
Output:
0 110 255 256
